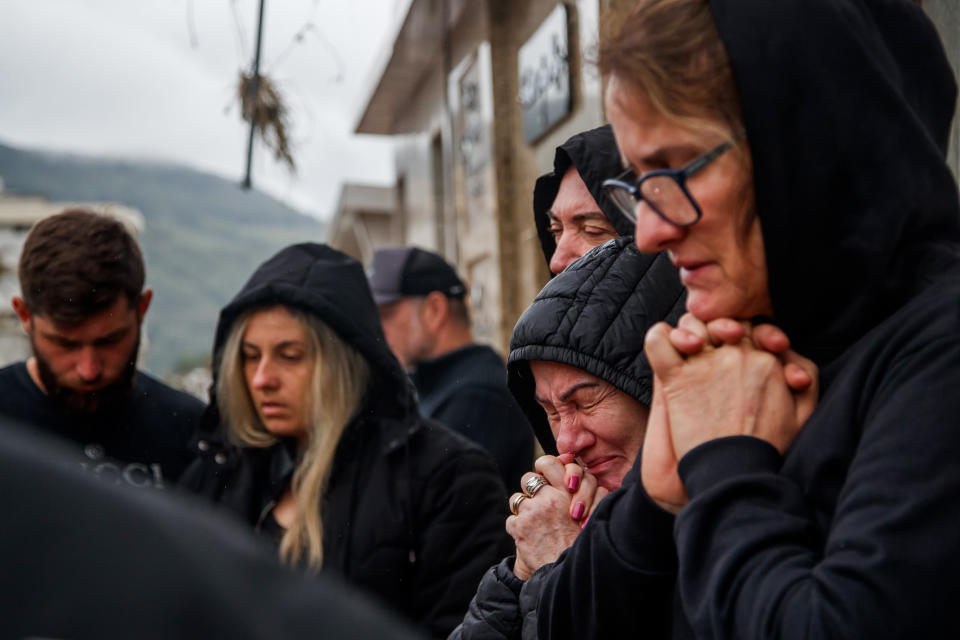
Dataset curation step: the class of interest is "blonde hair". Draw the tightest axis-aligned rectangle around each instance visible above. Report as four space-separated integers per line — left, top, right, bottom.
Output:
598 0 744 145
217 305 370 570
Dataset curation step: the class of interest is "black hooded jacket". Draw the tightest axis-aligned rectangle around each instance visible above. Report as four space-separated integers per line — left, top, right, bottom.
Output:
539 1 960 639
532 125 634 267
451 238 684 639
180 244 510 638
508 238 684 455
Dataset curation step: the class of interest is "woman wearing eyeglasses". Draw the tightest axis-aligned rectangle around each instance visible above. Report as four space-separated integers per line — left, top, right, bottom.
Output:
535 0 960 639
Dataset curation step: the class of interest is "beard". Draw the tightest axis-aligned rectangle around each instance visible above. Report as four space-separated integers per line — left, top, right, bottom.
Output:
32 333 139 416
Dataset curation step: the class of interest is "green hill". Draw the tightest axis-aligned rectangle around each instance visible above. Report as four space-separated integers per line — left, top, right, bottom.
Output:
0 142 327 376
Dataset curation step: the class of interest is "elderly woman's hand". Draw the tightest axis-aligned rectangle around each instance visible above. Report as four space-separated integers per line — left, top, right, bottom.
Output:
640 377 688 514
646 317 818 459
640 315 818 514
507 456 609 580
669 314 816 395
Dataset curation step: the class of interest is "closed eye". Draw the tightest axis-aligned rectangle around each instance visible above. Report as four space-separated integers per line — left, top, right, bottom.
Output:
583 225 614 238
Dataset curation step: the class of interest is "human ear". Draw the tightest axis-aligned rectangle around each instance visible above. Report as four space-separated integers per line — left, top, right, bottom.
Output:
137 288 154 321
422 292 448 332
11 296 31 331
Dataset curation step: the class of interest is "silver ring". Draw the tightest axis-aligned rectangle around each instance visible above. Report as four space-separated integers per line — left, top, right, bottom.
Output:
523 474 547 497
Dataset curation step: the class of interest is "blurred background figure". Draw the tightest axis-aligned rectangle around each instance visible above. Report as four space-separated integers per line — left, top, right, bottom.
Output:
183 243 509 638
0 209 204 487
1 421 423 640
370 246 533 491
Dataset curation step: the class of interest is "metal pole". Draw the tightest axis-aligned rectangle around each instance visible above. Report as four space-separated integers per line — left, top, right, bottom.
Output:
242 0 266 189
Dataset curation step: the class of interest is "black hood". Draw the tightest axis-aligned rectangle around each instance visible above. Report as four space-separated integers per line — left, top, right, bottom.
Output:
533 125 635 266
507 237 685 454
711 0 960 365
209 243 414 423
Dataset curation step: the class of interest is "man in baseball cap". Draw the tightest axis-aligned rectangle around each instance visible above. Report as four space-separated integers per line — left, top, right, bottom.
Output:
370 247 532 491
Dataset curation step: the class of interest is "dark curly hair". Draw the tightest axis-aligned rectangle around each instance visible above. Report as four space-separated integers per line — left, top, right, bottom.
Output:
19 208 145 325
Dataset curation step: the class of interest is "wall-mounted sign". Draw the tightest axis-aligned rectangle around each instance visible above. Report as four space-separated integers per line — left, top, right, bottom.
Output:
518 4 571 144
455 46 496 234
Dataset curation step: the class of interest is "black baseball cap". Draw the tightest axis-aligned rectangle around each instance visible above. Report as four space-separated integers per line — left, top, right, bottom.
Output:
368 247 467 305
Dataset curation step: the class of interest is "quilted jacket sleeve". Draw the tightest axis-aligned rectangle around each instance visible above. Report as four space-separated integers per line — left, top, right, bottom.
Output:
449 557 524 639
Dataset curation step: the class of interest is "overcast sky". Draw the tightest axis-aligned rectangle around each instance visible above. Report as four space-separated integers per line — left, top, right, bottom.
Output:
0 0 401 220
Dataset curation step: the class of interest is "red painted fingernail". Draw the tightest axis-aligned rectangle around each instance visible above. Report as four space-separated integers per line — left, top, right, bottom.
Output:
580 514 591 530
567 475 580 491
572 502 585 520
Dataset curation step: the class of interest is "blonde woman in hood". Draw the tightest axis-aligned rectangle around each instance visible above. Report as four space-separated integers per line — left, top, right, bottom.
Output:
182 244 511 639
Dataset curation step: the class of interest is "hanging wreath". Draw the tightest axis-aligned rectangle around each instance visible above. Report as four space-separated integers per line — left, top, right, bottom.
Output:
238 71 296 173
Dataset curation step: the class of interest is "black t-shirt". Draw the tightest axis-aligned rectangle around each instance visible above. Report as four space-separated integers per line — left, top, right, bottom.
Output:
0 362 205 489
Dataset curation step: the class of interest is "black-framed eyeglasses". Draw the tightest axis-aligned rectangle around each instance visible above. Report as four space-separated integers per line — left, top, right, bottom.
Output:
602 139 735 228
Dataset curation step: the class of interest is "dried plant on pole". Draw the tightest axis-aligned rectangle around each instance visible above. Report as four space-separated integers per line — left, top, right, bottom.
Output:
238 71 296 173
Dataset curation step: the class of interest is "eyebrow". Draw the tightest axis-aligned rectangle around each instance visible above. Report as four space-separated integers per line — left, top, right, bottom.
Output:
534 381 601 406
41 331 80 345
559 382 599 402
42 328 128 344
95 328 130 342
546 210 609 223
242 340 305 350
622 144 703 172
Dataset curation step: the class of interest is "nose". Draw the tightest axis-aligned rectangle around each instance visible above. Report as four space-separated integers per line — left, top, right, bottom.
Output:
633 201 685 253
75 347 103 384
251 358 279 391
554 412 595 457
550 233 580 274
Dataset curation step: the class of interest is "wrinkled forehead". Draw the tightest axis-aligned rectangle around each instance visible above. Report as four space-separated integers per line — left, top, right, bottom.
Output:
530 360 605 396
605 75 734 165
548 167 606 222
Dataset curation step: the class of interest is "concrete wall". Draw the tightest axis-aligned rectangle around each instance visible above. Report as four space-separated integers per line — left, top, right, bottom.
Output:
395 133 443 251
485 0 610 348
923 0 960 179
369 0 612 353
490 0 645 338
391 1 490 258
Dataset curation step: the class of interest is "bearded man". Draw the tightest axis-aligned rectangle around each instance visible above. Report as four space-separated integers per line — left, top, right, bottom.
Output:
0 209 204 488
370 246 533 491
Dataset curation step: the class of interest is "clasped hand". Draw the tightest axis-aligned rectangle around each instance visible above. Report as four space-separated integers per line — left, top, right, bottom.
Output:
641 314 819 514
507 454 608 580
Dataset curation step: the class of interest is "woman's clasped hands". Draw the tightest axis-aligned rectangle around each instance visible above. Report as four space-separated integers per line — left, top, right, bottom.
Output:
641 313 819 514
507 454 608 580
